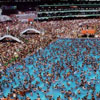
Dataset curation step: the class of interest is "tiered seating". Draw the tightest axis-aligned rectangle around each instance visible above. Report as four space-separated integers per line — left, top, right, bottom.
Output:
37 2 100 20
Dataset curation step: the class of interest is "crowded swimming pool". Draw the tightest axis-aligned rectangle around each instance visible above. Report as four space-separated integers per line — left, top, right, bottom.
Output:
0 38 100 100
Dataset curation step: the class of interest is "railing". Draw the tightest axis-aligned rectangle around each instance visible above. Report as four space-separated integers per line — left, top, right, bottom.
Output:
39 4 100 7
37 14 100 20
38 10 100 14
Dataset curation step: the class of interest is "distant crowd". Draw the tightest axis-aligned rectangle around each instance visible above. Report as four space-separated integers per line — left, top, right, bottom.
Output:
0 13 100 69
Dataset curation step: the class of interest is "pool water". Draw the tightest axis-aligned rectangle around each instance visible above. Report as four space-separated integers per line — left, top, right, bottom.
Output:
0 38 100 100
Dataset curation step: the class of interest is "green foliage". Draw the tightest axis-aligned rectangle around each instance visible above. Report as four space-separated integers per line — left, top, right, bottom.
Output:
4 57 18 67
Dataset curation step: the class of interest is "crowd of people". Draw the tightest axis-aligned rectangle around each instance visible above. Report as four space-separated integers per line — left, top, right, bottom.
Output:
0 13 57 69
0 39 100 100
0 14 100 69
0 12 100 99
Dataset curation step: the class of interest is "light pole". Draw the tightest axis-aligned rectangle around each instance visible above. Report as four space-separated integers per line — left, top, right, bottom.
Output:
6 26 9 35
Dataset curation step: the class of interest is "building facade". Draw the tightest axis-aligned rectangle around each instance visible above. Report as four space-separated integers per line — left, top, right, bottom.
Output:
0 0 100 20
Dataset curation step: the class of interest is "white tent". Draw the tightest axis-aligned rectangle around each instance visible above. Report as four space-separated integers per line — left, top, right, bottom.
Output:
0 15 12 22
20 28 45 36
0 35 23 43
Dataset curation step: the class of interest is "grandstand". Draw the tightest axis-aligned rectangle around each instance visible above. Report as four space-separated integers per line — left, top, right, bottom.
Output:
37 0 100 20
0 0 100 20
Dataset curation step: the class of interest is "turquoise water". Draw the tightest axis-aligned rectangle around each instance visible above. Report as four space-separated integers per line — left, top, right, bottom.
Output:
0 38 100 100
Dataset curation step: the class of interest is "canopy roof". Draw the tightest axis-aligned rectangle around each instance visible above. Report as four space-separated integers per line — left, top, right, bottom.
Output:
20 28 44 35
81 29 96 35
0 35 23 43
0 15 12 22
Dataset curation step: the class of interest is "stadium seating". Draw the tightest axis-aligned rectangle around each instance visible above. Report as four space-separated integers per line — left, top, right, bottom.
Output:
37 2 100 20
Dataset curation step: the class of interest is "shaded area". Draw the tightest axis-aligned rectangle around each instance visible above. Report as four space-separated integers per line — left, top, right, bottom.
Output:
81 34 95 38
